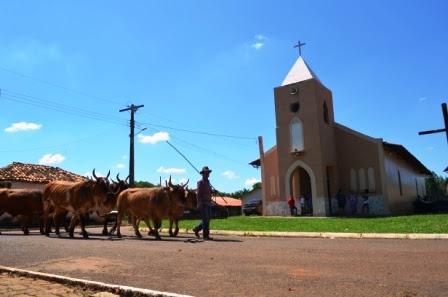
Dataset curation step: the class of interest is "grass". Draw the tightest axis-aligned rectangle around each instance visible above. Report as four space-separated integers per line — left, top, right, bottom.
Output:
143 214 448 234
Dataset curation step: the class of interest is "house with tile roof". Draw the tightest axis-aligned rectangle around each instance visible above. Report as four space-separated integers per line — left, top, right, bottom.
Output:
252 56 432 216
0 162 86 190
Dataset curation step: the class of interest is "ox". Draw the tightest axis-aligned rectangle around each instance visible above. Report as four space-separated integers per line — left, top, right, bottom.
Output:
0 189 44 235
101 173 129 235
43 169 115 238
140 179 197 237
116 178 188 239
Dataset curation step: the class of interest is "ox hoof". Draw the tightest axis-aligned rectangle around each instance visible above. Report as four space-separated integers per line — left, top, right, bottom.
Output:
117 234 122 238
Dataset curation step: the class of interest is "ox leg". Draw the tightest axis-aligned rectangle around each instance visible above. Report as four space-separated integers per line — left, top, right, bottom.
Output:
143 218 155 236
174 219 179 237
39 215 45 235
22 215 32 235
43 205 52 236
109 220 117 235
169 219 174 237
152 219 162 240
102 218 109 235
116 212 123 238
132 216 142 238
68 215 79 238
79 214 89 239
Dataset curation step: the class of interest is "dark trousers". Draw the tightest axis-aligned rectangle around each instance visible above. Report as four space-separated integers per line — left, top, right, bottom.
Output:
289 206 297 216
194 205 211 238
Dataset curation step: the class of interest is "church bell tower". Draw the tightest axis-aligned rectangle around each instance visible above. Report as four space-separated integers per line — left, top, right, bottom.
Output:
272 53 338 216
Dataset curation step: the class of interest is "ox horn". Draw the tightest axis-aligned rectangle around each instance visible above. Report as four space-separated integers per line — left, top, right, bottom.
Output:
168 175 173 187
125 175 130 183
116 173 122 183
92 169 98 180
181 179 189 188
106 170 111 179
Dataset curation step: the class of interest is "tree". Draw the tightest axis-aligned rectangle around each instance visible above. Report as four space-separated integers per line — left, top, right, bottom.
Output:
134 181 156 188
425 172 448 200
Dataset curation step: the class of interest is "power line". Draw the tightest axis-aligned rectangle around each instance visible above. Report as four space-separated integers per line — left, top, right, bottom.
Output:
0 89 128 127
0 131 109 153
136 120 256 141
0 65 123 105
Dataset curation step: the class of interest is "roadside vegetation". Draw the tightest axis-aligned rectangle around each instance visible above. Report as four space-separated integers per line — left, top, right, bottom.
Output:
145 214 448 234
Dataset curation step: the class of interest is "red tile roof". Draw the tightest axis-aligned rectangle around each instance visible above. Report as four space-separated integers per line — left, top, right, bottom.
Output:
0 162 87 184
213 196 242 207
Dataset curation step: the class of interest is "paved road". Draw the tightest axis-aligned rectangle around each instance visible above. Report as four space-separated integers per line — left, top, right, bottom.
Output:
1 227 448 297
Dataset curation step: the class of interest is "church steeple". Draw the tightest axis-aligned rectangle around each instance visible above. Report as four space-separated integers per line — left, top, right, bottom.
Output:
281 56 320 86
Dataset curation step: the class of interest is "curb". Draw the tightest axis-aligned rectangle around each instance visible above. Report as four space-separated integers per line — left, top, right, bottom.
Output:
0 266 193 297
151 228 448 240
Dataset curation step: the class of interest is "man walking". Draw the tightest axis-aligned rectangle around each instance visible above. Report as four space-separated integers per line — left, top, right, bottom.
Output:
193 166 213 240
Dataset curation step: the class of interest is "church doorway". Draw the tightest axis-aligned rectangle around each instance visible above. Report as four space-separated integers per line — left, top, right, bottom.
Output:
290 166 313 216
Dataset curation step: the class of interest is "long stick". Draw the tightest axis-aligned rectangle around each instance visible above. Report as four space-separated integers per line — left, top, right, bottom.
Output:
165 140 228 204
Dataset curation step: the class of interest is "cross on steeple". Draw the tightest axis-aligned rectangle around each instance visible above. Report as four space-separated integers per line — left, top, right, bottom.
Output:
294 40 306 56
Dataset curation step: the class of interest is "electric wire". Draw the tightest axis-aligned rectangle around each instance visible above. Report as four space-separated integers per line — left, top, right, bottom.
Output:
0 65 123 105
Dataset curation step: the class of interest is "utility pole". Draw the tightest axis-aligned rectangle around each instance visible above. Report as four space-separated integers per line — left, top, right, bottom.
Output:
119 104 144 187
258 136 267 216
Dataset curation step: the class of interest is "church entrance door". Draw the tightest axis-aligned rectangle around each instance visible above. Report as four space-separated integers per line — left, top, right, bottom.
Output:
290 166 313 216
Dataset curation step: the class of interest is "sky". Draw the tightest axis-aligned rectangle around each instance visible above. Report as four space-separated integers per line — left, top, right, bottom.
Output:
0 1 447 192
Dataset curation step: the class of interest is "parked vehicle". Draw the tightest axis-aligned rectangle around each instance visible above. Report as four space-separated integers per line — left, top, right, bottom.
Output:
243 199 262 215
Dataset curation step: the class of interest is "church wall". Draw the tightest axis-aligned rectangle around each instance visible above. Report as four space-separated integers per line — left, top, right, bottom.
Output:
263 146 280 204
333 125 389 215
384 154 427 214
316 86 339 213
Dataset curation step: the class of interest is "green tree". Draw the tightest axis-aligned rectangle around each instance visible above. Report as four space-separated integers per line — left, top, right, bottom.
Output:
425 172 448 200
134 181 156 188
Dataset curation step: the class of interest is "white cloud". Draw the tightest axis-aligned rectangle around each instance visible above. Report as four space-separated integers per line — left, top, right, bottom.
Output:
418 97 428 102
39 153 65 165
138 131 170 144
222 170 238 179
251 34 268 50
116 163 125 169
157 166 186 174
252 42 264 50
245 178 260 187
4 122 42 133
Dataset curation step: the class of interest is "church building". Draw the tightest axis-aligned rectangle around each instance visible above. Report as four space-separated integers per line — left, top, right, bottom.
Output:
252 55 431 216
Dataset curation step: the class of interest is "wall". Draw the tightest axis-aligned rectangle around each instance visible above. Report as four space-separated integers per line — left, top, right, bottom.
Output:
9 181 45 191
384 153 427 214
333 124 389 215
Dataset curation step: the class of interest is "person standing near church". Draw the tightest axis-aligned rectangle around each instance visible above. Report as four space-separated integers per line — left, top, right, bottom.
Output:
287 196 297 216
193 166 214 240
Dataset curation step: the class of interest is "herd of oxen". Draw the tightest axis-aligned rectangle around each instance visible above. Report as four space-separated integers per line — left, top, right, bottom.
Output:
0 169 197 239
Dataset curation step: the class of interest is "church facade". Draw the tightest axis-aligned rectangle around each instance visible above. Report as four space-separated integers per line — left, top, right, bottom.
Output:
254 56 431 216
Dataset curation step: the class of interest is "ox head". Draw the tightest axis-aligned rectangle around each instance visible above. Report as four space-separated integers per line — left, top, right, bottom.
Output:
167 175 189 204
185 187 198 209
110 173 130 194
91 168 114 202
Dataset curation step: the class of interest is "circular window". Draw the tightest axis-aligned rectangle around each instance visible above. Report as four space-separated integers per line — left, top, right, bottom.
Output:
290 102 300 113
290 87 298 95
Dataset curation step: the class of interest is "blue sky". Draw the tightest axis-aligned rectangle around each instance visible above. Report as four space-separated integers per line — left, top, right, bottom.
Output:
0 1 447 192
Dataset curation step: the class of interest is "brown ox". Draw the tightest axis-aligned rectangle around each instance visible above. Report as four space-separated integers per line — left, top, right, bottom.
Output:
0 189 44 235
116 179 187 239
43 169 114 238
140 179 197 237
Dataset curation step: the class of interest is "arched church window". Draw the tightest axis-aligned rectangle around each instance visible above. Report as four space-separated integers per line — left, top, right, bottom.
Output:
290 118 304 153
367 167 375 192
350 169 357 192
323 102 329 124
358 168 366 192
